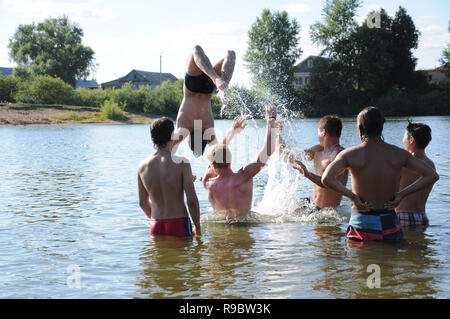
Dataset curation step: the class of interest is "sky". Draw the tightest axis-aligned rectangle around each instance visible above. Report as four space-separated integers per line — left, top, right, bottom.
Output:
0 0 448 86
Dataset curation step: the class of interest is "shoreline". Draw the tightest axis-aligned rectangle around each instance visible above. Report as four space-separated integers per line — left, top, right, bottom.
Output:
0 103 167 126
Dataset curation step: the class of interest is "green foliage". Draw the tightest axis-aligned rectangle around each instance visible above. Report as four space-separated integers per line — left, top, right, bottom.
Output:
245 9 302 98
8 16 95 87
151 80 183 116
73 88 109 107
301 4 438 116
0 73 19 102
15 75 74 104
111 82 152 112
310 0 361 57
100 100 127 120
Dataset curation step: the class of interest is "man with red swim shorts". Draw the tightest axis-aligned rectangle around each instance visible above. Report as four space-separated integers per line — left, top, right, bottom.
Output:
137 117 201 237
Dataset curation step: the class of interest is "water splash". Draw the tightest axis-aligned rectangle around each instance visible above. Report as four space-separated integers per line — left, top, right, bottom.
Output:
213 85 349 225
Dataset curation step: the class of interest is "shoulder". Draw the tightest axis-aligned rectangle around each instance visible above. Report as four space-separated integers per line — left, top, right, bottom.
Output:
137 155 153 173
309 144 323 153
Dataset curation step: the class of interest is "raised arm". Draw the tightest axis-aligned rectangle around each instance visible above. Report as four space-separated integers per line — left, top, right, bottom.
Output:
385 152 439 209
182 162 201 236
240 105 277 180
221 115 247 145
137 172 151 219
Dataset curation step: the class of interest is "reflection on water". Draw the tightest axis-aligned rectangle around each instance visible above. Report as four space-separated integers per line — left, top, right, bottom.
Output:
0 117 449 298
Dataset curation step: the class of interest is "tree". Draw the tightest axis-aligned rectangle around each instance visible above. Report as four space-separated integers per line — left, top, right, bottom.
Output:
8 16 95 87
310 0 361 58
244 9 302 99
439 20 450 77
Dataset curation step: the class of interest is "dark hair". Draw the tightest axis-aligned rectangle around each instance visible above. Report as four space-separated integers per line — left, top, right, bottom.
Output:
406 121 432 149
150 117 174 148
357 106 385 139
318 115 342 137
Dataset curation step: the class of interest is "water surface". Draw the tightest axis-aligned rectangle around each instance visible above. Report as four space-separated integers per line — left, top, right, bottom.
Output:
0 117 449 298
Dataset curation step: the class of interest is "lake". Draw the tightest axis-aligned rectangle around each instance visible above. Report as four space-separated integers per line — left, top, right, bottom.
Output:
0 116 449 298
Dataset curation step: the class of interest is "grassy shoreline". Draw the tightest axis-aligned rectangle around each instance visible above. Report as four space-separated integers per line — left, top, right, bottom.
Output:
0 103 167 126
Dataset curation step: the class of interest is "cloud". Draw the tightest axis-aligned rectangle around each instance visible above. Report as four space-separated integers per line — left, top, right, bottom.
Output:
281 3 311 14
420 24 444 35
0 0 114 21
87 22 252 85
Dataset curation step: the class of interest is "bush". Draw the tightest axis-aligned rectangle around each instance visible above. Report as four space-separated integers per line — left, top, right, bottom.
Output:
74 88 109 107
111 82 153 113
152 80 183 116
15 75 75 104
100 100 127 120
0 74 19 102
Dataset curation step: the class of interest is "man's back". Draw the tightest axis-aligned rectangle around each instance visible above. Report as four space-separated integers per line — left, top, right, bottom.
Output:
343 141 408 209
138 151 189 219
203 159 265 215
396 154 436 214
310 145 348 208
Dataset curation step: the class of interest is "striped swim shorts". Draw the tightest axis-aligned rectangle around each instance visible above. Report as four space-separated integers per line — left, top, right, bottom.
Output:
397 212 429 227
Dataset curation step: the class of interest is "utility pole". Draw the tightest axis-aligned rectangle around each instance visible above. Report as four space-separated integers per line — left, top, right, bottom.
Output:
159 53 162 85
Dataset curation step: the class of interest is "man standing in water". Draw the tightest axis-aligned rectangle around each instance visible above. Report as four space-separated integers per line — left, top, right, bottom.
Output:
137 117 201 237
396 122 437 228
174 45 236 157
278 115 348 210
321 107 439 242
201 105 277 219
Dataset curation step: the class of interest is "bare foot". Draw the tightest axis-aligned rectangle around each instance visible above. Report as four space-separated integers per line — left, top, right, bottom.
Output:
215 77 228 91
217 90 228 105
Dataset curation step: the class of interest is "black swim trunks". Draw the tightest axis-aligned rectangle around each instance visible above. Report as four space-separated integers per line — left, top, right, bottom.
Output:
189 129 209 157
184 73 217 94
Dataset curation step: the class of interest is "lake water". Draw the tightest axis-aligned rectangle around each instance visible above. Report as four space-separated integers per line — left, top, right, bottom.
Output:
0 116 449 298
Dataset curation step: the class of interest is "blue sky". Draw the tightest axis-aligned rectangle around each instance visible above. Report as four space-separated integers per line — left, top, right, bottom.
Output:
0 0 448 86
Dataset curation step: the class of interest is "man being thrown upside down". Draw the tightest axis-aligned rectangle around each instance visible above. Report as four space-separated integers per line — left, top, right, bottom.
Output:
173 45 236 157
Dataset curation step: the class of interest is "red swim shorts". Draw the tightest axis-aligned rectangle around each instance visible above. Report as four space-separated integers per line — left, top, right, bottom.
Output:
150 217 196 237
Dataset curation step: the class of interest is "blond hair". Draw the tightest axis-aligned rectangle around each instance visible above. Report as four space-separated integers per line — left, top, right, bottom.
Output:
206 144 232 169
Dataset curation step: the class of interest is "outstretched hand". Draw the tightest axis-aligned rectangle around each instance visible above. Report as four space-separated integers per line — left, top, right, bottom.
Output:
231 115 248 134
292 159 309 175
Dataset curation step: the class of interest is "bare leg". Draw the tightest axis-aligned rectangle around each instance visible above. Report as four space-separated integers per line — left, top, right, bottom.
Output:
213 50 236 86
187 45 224 89
213 50 236 105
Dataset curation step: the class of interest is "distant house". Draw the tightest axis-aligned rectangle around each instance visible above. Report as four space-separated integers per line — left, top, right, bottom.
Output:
293 56 330 89
420 64 449 83
0 67 14 76
101 69 178 89
75 79 99 90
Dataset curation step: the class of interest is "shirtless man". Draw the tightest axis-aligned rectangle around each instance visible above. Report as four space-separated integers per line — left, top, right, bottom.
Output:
321 107 439 242
137 117 201 237
396 122 436 228
201 105 277 219
174 45 236 157
279 115 348 210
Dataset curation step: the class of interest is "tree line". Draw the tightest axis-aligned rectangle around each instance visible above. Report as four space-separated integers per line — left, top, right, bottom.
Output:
1 3 449 119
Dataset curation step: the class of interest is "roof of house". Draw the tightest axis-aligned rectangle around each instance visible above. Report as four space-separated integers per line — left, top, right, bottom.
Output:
134 70 178 82
0 67 14 76
294 56 330 73
101 69 178 87
75 79 99 89
419 64 449 72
